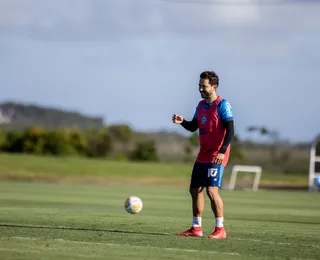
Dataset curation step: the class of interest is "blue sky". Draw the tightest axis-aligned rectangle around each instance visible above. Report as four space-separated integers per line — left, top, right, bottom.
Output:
0 0 319 142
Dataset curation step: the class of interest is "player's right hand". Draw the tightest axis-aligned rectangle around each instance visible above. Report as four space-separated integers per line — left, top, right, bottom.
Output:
172 114 184 124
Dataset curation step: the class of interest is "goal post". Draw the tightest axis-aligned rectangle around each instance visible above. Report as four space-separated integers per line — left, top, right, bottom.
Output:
228 165 262 191
308 134 320 191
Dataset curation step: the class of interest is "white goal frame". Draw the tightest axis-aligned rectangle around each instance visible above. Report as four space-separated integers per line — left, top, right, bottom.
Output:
228 165 262 191
309 134 320 191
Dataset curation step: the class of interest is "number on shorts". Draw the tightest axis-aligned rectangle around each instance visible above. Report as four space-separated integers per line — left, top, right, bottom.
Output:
208 168 218 178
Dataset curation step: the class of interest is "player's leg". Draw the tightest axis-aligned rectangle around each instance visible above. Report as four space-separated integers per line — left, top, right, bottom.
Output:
190 186 205 226
178 162 205 237
205 164 227 239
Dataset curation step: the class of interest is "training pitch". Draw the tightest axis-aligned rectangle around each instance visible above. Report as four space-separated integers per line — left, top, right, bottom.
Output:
0 181 319 260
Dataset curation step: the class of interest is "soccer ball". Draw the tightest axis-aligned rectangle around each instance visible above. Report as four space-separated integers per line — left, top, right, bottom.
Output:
124 196 143 214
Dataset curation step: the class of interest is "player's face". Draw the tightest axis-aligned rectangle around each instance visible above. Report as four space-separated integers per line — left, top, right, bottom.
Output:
199 79 215 99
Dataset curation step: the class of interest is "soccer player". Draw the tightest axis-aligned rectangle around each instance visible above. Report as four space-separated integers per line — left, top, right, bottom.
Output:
172 71 234 239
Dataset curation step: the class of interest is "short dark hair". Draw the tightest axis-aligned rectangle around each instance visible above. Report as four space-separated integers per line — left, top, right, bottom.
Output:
200 71 219 86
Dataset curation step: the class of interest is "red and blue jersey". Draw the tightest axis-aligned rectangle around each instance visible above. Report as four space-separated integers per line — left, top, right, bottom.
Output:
193 96 233 166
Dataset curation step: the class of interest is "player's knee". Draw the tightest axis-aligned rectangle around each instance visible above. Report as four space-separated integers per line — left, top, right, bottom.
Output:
189 187 204 197
206 186 220 200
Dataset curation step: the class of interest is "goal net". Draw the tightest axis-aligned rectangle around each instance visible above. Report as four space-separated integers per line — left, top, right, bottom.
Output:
228 165 262 191
309 134 320 192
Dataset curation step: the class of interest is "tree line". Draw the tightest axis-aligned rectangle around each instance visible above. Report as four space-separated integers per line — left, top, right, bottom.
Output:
0 124 243 163
0 125 157 162
0 102 311 174
0 123 311 175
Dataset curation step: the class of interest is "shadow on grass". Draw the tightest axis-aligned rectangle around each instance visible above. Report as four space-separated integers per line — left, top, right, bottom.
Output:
0 223 170 236
228 218 320 225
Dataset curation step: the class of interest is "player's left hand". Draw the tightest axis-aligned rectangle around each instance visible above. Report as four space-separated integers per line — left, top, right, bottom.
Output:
214 153 225 165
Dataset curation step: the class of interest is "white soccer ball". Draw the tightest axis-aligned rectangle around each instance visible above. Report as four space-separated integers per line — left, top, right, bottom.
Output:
124 196 143 214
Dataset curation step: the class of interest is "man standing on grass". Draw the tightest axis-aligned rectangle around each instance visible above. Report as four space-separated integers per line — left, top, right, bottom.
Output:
172 71 234 239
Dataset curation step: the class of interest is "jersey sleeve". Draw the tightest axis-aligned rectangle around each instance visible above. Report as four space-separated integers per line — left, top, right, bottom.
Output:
218 99 233 121
193 102 200 119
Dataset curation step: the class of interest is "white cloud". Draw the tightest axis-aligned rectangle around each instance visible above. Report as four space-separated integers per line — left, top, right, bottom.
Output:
0 0 319 41
204 0 261 26
0 0 318 64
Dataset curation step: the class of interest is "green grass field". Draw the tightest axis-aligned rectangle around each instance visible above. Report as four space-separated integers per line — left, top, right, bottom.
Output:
0 181 319 259
0 153 309 187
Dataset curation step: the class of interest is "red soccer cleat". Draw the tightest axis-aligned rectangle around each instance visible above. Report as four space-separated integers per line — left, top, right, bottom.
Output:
178 226 203 237
208 227 227 239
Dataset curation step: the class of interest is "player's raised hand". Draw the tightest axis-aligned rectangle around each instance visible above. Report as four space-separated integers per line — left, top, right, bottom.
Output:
172 114 184 124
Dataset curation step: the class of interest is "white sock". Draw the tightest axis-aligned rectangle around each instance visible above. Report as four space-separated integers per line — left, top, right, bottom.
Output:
215 217 224 228
192 216 202 227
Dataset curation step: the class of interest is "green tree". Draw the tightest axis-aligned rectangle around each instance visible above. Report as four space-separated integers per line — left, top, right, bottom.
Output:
131 139 158 162
229 134 244 161
0 129 7 150
67 130 87 156
86 131 113 158
184 132 199 162
1 131 24 153
42 130 77 156
109 124 133 144
108 124 133 157
22 126 45 154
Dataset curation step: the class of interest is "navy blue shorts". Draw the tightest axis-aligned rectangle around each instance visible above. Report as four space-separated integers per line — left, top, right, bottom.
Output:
190 162 225 188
